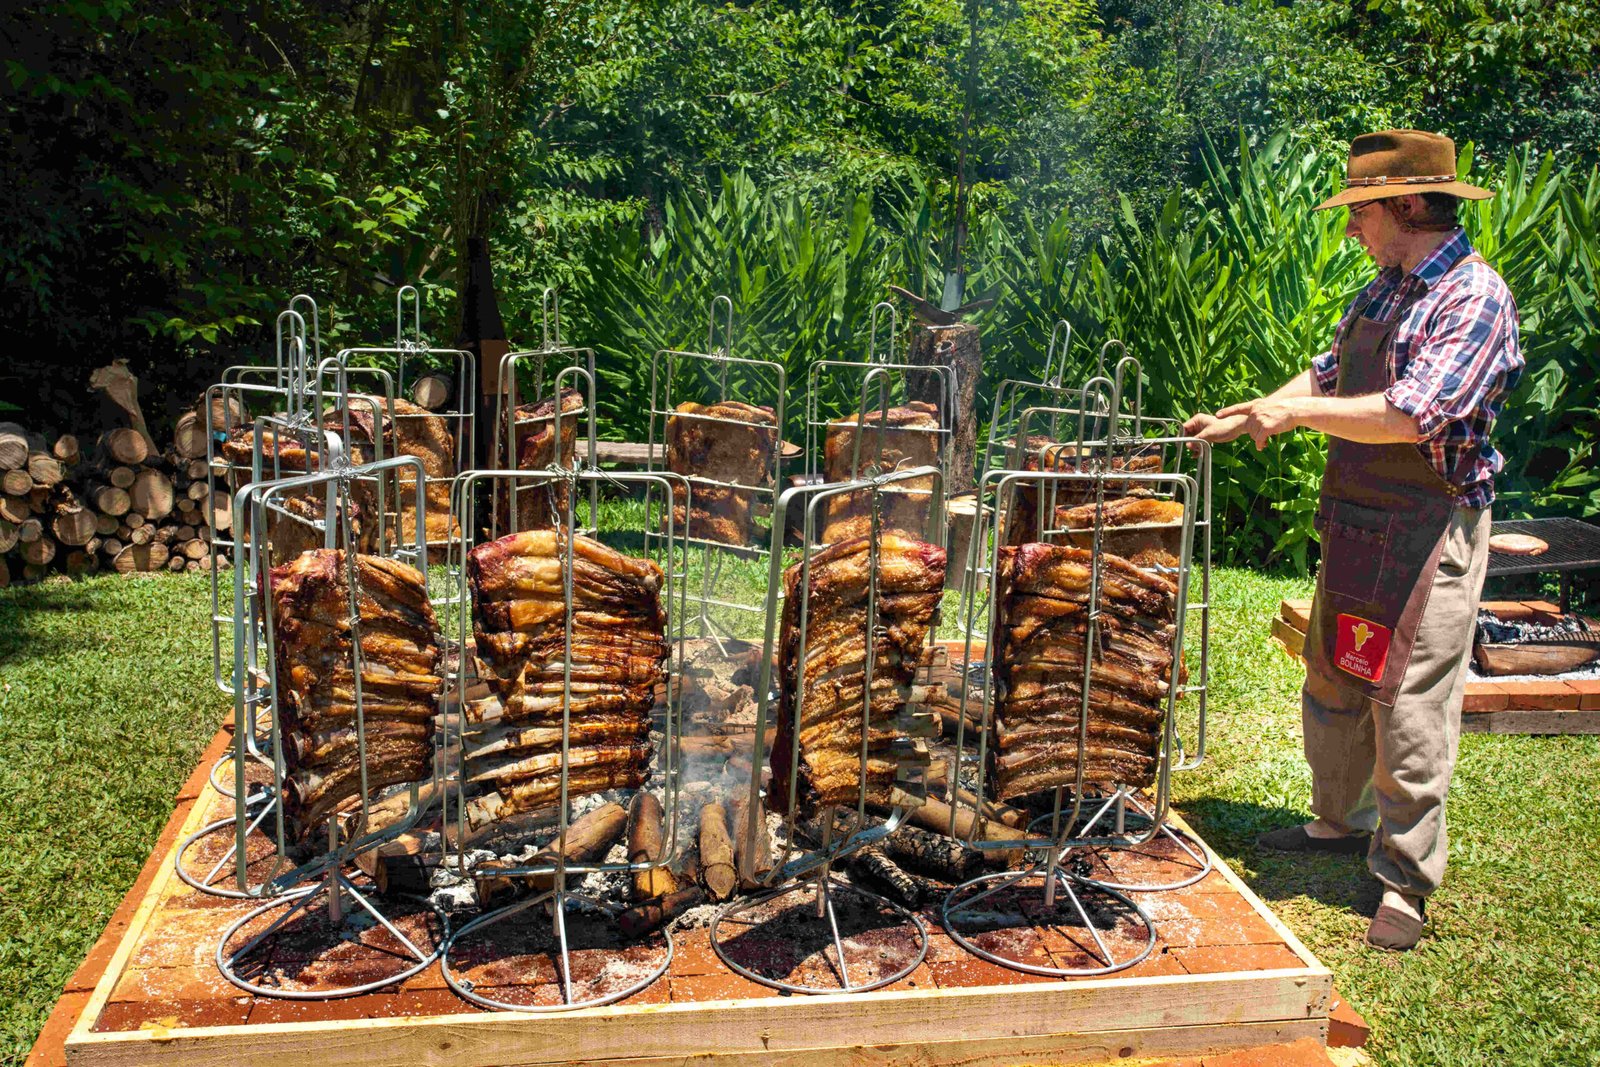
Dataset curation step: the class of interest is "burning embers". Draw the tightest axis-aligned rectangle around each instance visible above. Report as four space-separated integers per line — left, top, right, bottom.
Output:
1473 606 1600 678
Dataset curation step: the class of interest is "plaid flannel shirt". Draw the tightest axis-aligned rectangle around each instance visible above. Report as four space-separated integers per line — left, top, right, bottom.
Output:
1311 228 1523 508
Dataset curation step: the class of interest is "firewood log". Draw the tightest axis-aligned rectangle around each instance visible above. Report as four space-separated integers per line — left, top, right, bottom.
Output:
65 550 98 575
108 465 136 489
124 512 144 528
207 490 232 531
521 802 630 891
88 483 131 517
52 434 79 464
0 518 16 554
49 493 96 547
190 553 213 571
98 428 149 466
880 823 985 883
1 470 31 496
729 791 774 888
112 542 168 573
22 563 46 581
93 512 119 536
89 360 156 454
175 523 196 541
172 410 208 459
17 518 42 543
618 886 704 938
100 537 123 557
180 538 207 560
882 788 1027 866
698 802 737 901
166 554 187 572
184 458 208 481
27 487 47 512
207 393 244 434
129 468 174 521
0 495 30 524
847 847 922 907
20 536 56 567
411 373 452 411
0 423 28 471
185 480 209 501
152 525 175 545
128 524 153 546
627 792 678 901
27 453 63 488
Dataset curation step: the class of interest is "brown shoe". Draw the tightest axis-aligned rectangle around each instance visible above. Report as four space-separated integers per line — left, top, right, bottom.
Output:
1366 897 1426 951
1255 824 1371 855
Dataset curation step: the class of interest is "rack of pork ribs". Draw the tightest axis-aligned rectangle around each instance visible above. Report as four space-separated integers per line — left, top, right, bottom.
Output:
769 533 946 816
665 400 778 546
819 401 942 543
502 387 587 530
989 542 1179 801
267 549 442 846
462 530 667 831
334 397 461 553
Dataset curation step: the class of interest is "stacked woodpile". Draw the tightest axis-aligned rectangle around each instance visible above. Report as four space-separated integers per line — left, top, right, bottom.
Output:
0 417 233 585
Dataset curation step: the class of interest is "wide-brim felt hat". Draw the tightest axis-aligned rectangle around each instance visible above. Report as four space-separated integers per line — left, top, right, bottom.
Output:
1314 129 1494 211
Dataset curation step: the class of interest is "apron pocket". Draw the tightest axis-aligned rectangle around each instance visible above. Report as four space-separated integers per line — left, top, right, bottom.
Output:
1314 499 1392 603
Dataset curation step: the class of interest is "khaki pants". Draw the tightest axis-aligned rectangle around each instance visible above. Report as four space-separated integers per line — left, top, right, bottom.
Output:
1301 506 1491 897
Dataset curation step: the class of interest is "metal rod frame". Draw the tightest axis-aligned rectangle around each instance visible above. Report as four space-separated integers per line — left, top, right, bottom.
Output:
711 465 944 994
438 461 692 1013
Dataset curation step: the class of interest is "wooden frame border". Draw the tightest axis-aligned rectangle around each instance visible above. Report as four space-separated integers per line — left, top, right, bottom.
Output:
66 742 1332 1067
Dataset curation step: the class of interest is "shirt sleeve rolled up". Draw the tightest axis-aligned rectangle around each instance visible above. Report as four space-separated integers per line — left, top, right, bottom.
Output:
1383 285 1514 440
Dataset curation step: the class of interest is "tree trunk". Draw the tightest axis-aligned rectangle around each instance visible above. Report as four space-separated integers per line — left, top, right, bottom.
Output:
909 323 981 493
129 468 174 521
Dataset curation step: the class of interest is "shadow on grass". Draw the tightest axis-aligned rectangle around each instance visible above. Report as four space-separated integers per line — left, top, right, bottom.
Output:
1180 796 1386 918
0 589 102 664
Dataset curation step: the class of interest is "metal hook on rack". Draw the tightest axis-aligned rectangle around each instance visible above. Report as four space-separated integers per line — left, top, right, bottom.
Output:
541 287 562 351
288 294 323 364
707 294 735 357
867 301 900 365
1113 354 1145 443
1044 319 1071 388
395 284 422 349
1093 338 1127 383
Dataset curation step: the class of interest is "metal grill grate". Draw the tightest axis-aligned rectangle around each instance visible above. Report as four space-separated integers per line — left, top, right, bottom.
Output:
1486 518 1600 578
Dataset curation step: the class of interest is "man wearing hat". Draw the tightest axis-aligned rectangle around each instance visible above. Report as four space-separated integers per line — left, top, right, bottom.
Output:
1185 130 1524 951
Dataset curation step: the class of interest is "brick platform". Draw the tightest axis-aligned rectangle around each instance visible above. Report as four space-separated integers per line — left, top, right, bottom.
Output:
40 725 1338 1067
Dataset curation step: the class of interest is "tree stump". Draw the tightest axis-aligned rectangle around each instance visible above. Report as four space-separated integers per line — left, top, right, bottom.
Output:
909 323 981 494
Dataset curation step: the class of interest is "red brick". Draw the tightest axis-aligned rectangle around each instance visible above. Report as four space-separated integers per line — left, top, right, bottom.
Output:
880 961 939 992
1461 682 1509 713
110 964 237 1003
668 971 786 1002
1497 681 1580 711
1480 600 1535 619
663 927 727 977
92 996 253 1033
1522 600 1563 616
22 991 89 1067
1328 988 1371 1048
1171 943 1306 975
928 955 1061 987
1201 1038 1337 1066
1568 679 1600 711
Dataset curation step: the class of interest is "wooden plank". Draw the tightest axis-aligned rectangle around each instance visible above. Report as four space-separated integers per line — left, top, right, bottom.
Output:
1461 709 1600 735
1271 616 1306 658
1279 599 1312 631
67 970 1325 1067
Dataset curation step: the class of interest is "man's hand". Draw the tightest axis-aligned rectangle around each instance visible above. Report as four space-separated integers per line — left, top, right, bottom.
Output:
1214 397 1303 450
1182 411 1252 450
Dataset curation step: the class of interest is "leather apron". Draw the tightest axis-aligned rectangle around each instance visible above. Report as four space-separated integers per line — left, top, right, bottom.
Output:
1304 250 1485 710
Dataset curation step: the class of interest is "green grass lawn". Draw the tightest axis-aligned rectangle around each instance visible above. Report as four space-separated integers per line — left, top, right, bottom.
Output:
2 565 1597 1066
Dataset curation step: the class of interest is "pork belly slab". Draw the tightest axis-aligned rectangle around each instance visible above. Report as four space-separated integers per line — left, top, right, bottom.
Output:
989 542 1177 799
268 550 441 843
464 530 667 829
769 534 946 814
503 387 587 530
666 400 778 546
821 402 942 543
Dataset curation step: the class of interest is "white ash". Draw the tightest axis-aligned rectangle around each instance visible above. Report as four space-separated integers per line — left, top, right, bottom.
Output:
1467 662 1600 684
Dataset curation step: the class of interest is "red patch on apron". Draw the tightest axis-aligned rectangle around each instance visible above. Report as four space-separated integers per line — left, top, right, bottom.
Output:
1334 613 1392 682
